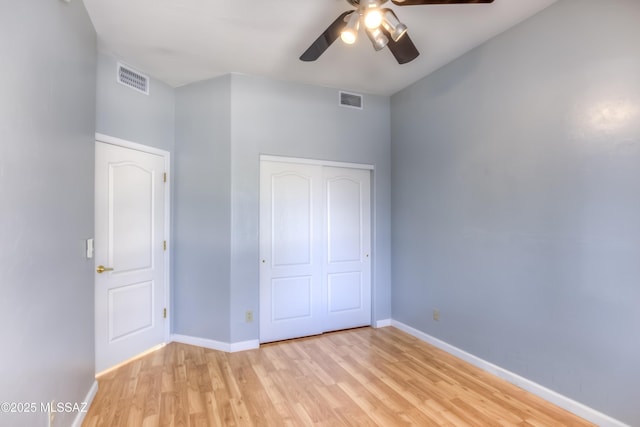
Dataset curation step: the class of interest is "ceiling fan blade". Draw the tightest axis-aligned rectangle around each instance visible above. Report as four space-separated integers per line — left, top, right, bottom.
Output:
391 0 493 5
300 11 352 62
384 30 420 64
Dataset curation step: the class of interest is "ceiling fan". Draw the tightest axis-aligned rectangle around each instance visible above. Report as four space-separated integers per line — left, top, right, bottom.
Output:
300 0 494 64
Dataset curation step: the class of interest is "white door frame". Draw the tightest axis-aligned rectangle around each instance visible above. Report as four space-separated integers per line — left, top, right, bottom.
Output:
259 154 375 340
260 155 374 172
95 133 171 346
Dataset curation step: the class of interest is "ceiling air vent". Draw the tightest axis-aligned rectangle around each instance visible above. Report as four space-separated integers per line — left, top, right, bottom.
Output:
117 63 149 95
339 91 363 110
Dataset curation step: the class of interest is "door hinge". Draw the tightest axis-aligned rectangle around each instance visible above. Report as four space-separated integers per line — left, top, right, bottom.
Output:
163 308 167 319
163 240 167 251
163 172 167 183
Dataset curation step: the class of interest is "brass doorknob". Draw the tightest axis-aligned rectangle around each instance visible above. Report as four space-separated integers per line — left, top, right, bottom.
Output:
96 265 114 274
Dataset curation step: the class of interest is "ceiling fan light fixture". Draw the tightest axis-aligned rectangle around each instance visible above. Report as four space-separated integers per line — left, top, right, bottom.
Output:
301 0 497 65
340 11 360 44
365 26 389 51
382 10 408 42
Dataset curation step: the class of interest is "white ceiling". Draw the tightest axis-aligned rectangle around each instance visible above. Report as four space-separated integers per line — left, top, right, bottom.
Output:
82 0 557 96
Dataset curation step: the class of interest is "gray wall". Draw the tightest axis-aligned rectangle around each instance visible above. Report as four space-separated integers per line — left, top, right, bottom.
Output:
172 74 391 343
95 49 178 332
0 1 97 426
96 50 175 152
174 76 232 341
390 0 640 424
229 74 392 342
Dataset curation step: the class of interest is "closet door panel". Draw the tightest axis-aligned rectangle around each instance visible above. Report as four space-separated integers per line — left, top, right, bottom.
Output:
323 167 372 331
260 161 323 342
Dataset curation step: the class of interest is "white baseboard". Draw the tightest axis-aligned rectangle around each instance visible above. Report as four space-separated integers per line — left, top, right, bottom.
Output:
171 334 259 353
391 320 629 427
375 318 392 328
171 334 232 352
71 380 98 427
230 339 260 352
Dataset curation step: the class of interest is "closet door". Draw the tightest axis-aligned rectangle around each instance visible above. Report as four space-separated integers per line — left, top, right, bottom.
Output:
323 167 371 332
260 161 324 342
260 159 372 343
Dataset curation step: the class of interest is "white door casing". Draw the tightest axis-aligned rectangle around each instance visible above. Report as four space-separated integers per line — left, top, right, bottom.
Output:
260 159 372 343
95 138 169 374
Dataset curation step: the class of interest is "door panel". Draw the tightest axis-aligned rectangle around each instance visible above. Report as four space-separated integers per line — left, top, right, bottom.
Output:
95 141 166 373
272 173 313 267
111 163 154 273
327 272 363 313
272 276 313 321
327 176 363 263
108 281 154 341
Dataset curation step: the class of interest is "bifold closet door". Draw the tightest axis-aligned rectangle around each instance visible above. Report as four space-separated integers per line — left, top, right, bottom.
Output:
260 160 371 343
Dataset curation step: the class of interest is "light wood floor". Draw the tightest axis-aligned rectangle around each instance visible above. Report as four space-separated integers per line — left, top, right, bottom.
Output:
83 327 593 426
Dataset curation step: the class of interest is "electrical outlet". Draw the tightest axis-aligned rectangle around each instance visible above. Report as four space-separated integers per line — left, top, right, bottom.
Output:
49 400 56 427
245 310 253 323
433 309 440 322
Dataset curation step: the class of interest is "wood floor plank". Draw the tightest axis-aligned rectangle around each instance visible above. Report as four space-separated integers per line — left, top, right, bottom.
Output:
83 327 595 427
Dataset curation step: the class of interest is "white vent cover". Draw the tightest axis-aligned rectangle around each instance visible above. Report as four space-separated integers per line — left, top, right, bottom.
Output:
339 91 363 109
117 63 149 95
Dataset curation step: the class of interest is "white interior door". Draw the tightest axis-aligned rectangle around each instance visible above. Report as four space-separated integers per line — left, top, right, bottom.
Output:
260 159 371 343
95 141 167 374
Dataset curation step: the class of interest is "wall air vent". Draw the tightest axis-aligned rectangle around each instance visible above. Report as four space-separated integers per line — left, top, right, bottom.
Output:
117 63 149 95
339 91 363 110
